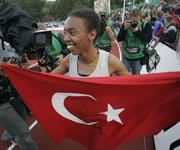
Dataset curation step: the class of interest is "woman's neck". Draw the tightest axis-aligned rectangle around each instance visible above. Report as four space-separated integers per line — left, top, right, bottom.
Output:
78 48 99 64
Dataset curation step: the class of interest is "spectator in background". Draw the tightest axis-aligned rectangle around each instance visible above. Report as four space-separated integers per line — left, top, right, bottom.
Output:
142 11 151 23
159 15 177 49
174 3 180 17
117 8 152 74
153 10 164 37
94 12 116 52
150 9 158 28
171 4 180 30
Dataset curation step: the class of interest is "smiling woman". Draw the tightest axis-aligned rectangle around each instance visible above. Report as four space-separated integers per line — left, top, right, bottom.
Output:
51 8 129 76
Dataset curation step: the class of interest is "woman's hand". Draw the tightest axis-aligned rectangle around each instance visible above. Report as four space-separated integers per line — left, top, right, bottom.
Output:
56 54 64 64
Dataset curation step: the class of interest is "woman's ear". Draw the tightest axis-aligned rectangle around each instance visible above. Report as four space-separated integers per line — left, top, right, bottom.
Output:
88 29 97 42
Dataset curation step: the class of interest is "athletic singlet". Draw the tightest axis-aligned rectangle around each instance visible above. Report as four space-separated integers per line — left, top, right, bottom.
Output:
67 50 110 78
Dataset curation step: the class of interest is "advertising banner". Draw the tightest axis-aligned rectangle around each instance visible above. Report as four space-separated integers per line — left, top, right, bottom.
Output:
94 0 111 13
154 123 180 150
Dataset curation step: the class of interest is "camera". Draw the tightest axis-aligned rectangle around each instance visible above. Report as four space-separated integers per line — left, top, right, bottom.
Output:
99 12 108 36
33 30 52 49
100 14 106 21
0 2 67 72
130 20 138 28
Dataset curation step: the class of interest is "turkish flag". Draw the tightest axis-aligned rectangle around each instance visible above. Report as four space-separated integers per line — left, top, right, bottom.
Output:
2 64 180 150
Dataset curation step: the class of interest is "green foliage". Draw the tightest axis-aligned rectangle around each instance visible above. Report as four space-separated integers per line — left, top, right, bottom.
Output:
6 0 45 21
3 0 166 22
48 0 93 21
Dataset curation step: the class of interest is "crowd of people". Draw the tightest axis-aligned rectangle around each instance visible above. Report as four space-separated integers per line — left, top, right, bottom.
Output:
0 1 180 150
112 2 179 73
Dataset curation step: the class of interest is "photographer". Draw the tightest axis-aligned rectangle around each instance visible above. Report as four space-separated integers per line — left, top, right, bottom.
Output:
117 8 152 74
0 39 38 149
94 12 116 52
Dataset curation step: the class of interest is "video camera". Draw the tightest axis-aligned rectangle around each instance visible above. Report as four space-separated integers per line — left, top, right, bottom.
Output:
99 12 108 25
0 2 65 72
33 30 52 50
99 12 108 36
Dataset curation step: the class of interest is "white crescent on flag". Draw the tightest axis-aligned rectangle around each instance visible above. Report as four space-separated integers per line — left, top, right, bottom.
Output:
52 92 98 125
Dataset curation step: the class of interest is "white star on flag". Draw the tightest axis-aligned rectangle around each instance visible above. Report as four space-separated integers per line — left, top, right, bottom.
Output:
100 104 125 124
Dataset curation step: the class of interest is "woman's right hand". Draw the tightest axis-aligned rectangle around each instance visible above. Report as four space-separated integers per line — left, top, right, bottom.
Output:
56 54 64 65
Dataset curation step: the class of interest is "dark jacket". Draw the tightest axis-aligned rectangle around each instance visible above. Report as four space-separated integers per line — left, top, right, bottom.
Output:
159 24 177 48
117 20 152 44
0 74 20 105
0 75 11 105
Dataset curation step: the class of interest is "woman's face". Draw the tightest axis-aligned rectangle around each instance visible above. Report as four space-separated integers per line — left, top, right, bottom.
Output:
64 16 96 55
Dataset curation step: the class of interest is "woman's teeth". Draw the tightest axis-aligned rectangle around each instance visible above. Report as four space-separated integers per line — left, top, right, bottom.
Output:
67 45 73 49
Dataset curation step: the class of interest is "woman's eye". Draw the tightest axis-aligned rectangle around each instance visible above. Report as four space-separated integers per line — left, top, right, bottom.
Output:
70 31 77 36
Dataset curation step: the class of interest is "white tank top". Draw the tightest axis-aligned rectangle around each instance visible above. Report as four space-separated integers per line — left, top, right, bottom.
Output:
67 50 110 78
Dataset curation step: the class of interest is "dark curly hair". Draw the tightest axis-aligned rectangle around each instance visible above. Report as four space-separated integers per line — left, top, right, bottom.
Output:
68 8 101 39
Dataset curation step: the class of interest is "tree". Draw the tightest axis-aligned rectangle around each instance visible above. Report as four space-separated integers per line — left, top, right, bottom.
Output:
3 0 169 22
48 0 93 21
5 0 45 21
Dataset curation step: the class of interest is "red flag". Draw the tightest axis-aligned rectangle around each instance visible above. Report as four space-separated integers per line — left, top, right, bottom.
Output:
2 64 180 150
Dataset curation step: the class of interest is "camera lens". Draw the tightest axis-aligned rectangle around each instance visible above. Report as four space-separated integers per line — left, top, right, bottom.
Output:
35 34 46 45
130 21 138 28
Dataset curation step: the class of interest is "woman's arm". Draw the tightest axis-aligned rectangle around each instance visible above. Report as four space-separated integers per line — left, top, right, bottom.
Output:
51 54 69 74
108 54 130 76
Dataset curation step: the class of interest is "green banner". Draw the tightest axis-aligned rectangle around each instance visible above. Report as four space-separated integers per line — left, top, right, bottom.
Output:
126 2 146 10
151 0 160 5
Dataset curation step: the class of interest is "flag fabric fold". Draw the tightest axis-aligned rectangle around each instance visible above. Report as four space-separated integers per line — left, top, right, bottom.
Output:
2 64 180 150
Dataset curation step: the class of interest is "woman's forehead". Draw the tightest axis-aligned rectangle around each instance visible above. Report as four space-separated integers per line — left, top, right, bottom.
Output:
64 16 86 30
